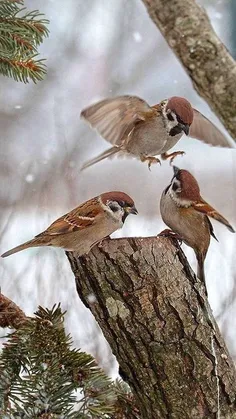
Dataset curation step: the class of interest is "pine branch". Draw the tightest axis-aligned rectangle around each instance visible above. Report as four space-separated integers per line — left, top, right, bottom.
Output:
0 0 49 83
0 56 46 82
0 296 140 418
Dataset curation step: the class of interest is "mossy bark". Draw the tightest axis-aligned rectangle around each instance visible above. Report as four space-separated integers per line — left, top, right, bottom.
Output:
141 0 236 139
67 237 236 419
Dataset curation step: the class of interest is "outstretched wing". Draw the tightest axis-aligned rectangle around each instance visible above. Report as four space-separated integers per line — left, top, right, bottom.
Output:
193 198 235 233
37 198 102 236
190 109 234 148
81 95 155 146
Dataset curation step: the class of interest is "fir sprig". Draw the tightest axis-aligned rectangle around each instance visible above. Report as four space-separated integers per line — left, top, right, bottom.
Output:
0 0 49 82
0 303 140 418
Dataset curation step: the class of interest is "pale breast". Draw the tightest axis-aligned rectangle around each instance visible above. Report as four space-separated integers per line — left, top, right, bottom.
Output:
126 117 168 156
160 191 210 253
126 117 183 157
160 132 183 153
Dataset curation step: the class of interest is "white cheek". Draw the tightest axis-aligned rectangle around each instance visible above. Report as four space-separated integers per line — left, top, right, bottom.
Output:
113 208 124 222
163 108 178 133
106 207 124 223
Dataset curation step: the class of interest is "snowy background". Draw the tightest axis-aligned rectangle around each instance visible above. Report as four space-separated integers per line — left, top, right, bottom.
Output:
0 0 235 375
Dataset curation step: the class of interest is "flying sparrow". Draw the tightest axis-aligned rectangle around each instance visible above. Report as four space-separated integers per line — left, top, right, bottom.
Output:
80 95 233 170
1 191 138 258
160 166 235 291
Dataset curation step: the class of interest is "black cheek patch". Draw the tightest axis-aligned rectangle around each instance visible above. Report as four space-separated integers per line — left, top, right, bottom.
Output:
109 203 119 212
169 125 183 137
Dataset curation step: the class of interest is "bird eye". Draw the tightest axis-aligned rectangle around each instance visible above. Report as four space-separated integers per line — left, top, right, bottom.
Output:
172 182 181 192
172 182 178 191
176 115 185 125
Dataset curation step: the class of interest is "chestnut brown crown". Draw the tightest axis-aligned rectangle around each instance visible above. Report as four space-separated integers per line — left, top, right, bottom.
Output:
173 167 201 201
101 191 136 209
167 97 194 126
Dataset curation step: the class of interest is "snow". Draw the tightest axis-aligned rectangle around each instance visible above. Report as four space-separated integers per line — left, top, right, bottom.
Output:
25 174 35 183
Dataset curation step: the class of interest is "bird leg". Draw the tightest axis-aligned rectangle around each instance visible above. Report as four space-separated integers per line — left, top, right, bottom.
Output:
158 229 183 244
161 151 185 165
140 155 161 170
97 235 111 248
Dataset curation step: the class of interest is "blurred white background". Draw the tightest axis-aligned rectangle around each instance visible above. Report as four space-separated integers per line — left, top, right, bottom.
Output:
0 0 235 374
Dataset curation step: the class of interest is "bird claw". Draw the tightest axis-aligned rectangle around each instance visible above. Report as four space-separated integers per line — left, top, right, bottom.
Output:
140 156 161 171
161 151 185 165
97 235 110 248
158 229 183 244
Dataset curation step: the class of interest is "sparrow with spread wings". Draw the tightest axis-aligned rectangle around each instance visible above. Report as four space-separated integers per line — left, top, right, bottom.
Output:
81 95 233 170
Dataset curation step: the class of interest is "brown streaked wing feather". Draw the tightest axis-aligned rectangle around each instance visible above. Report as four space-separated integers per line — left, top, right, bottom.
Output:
206 216 218 241
190 109 233 148
193 198 235 233
81 95 155 146
151 103 162 112
37 198 103 236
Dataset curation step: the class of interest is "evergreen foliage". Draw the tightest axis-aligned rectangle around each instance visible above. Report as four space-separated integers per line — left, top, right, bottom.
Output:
0 0 49 83
0 304 140 418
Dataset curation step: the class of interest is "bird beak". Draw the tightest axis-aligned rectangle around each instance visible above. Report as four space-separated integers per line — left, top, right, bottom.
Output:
173 166 180 177
182 124 189 135
125 206 138 215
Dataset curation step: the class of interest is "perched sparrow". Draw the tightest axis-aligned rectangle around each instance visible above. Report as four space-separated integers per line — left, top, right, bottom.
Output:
160 166 235 290
81 95 233 170
1 191 138 258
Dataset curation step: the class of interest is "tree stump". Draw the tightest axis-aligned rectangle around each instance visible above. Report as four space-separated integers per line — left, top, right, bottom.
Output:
67 237 236 418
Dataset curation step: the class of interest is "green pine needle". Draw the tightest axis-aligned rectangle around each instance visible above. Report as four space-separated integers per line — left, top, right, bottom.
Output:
0 304 140 418
0 0 49 83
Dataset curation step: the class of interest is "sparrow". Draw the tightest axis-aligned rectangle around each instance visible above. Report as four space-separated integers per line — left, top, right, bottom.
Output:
80 95 233 170
160 166 235 291
1 191 138 258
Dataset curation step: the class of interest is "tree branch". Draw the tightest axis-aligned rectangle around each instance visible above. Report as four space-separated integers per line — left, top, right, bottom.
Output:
67 237 236 418
141 0 236 139
0 292 28 329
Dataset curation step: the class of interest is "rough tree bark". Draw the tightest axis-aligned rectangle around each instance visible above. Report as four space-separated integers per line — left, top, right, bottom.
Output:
67 237 236 419
0 292 28 329
141 0 236 140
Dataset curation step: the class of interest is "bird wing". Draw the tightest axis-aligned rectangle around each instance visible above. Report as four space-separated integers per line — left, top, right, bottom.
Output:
37 198 102 236
190 109 234 148
192 198 235 233
81 95 155 146
206 216 218 241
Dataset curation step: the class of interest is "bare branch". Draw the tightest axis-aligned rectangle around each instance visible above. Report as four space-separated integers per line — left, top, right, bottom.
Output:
141 0 236 139
0 292 28 329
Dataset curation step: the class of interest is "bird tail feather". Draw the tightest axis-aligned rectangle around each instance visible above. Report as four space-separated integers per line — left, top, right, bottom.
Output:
81 146 121 171
196 254 208 296
1 239 43 258
194 200 235 233
210 212 235 233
